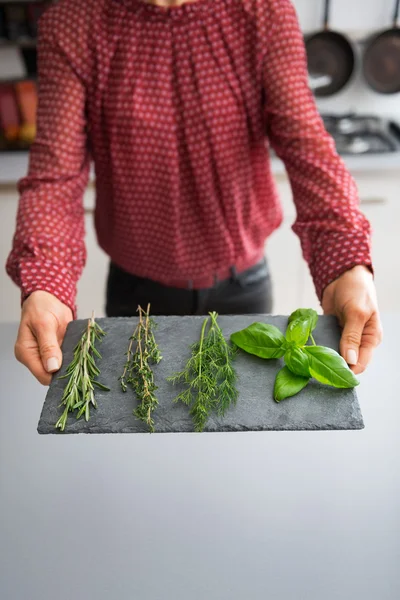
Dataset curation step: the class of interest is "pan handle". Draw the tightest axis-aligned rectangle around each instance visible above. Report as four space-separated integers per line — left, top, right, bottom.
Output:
323 0 331 30
394 0 400 27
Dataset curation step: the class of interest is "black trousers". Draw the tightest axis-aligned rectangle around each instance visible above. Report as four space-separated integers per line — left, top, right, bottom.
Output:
105 258 273 317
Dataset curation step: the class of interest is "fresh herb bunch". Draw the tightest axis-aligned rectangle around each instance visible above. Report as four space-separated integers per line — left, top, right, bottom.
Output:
168 312 238 432
231 308 359 402
120 304 162 433
55 314 110 431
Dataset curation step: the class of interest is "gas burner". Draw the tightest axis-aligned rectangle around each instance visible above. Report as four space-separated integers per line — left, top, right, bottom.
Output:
332 132 394 155
321 113 400 155
345 136 371 154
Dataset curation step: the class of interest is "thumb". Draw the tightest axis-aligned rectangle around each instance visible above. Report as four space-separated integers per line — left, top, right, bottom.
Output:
339 308 366 367
34 320 63 374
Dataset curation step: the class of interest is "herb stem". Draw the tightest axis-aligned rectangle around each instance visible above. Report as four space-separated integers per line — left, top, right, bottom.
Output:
55 313 109 431
145 303 150 346
169 312 238 432
138 311 144 371
198 315 209 384
120 335 135 390
120 304 161 432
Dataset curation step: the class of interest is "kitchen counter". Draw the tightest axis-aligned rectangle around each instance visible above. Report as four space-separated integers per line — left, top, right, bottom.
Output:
270 152 400 177
0 152 96 186
2 150 400 186
0 315 399 600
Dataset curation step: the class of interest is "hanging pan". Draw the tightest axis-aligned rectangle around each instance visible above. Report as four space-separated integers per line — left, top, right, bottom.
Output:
363 0 400 94
305 0 356 97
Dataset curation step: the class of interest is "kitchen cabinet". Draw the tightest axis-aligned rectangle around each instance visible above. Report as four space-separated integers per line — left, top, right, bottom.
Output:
355 174 400 312
0 183 108 323
77 187 109 319
266 174 320 315
269 169 400 314
0 185 21 322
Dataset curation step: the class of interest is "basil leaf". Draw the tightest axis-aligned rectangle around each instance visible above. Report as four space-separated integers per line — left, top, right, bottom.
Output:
231 323 287 359
288 309 318 331
284 347 310 378
286 318 312 346
274 366 309 402
304 346 359 388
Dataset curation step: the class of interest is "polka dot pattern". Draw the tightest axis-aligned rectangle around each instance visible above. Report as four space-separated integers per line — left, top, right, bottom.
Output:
6 0 372 315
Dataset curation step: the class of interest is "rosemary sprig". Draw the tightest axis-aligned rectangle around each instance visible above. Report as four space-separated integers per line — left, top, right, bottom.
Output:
168 312 238 432
120 304 162 432
55 313 110 432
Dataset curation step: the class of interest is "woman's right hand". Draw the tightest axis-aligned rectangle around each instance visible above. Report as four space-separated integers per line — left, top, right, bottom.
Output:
15 290 73 385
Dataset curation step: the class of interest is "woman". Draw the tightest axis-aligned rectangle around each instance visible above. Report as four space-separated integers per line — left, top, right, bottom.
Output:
6 0 382 385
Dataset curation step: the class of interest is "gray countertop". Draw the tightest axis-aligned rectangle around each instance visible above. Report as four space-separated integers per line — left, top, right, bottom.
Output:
0 315 399 600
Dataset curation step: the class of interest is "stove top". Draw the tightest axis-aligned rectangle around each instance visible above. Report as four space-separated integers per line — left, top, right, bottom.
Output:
321 114 400 155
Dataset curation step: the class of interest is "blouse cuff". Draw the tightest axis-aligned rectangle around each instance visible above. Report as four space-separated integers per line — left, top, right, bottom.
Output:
310 231 373 302
19 262 77 318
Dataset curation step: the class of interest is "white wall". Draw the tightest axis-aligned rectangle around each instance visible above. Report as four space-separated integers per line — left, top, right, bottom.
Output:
294 0 397 33
292 0 400 119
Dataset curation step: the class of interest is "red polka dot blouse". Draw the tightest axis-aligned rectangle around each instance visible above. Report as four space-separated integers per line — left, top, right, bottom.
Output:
6 0 372 315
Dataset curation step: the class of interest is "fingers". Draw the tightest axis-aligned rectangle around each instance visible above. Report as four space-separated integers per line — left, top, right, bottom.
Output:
340 308 383 375
15 320 52 386
340 307 365 366
15 291 73 385
352 314 383 375
35 316 63 374
15 314 63 386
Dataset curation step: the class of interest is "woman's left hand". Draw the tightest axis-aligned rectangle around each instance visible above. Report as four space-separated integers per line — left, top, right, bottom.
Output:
321 265 383 374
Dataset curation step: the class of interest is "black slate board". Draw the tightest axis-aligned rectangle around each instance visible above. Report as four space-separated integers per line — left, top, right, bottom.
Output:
37 315 364 434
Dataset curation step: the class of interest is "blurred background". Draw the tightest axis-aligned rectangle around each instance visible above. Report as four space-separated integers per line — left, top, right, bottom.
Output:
0 0 399 321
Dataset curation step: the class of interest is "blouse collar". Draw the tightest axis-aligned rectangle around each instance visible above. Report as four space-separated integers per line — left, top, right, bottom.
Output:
115 0 212 21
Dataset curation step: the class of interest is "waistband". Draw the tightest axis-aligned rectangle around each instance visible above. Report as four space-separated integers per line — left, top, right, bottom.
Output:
167 252 267 290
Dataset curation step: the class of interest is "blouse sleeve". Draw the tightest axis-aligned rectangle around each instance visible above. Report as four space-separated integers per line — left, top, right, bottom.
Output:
6 2 92 316
261 0 372 301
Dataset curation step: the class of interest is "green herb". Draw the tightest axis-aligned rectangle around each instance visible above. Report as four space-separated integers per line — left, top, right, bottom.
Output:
168 312 238 432
230 323 287 359
287 308 318 346
231 308 359 402
304 345 359 388
288 308 318 330
120 304 162 433
274 366 309 402
284 346 310 378
55 313 110 432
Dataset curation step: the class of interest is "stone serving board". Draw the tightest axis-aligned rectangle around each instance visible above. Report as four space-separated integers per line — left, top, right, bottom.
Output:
37 315 364 434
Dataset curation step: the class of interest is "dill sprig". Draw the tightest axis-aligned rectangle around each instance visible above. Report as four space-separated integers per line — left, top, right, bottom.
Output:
55 313 110 432
120 304 162 432
168 311 238 432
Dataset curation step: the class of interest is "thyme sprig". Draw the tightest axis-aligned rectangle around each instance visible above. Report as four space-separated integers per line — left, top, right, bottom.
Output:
168 312 238 432
55 313 110 432
120 304 162 432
